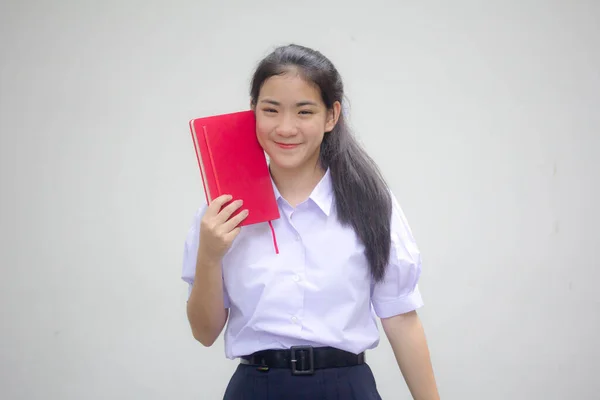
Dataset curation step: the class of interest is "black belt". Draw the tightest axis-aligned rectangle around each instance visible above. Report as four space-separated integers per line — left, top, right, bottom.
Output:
239 345 365 375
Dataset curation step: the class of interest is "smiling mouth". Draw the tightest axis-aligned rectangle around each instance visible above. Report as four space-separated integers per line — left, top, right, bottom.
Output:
275 142 300 149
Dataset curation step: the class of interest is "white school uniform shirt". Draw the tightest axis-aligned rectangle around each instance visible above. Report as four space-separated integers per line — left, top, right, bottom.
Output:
181 169 424 360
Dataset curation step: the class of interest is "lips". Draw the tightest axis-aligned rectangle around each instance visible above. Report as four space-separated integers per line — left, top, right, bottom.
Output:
275 142 299 149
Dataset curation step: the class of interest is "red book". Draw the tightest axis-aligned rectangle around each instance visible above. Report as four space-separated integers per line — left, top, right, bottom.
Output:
189 110 280 228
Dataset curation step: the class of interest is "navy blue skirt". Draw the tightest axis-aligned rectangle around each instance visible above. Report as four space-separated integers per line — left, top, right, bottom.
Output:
223 362 383 399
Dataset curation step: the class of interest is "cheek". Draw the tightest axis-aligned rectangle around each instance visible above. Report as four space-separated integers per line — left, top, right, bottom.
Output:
303 120 326 140
303 113 327 130
254 121 269 144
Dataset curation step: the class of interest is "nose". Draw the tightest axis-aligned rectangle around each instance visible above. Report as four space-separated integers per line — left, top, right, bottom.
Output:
275 113 297 137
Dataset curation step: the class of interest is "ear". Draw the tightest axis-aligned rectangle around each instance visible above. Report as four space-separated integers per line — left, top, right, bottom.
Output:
250 100 256 111
325 101 342 133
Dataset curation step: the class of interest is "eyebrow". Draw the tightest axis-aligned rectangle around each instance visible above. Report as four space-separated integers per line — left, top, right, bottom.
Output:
260 99 318 107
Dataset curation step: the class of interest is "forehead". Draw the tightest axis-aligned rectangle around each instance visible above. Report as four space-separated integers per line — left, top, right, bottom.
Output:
258 73 323 104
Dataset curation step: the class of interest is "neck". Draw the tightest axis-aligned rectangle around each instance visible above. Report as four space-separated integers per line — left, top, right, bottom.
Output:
270 161 325 208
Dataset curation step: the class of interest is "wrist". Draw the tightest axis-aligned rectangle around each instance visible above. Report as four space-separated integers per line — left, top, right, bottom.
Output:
196 247 223 271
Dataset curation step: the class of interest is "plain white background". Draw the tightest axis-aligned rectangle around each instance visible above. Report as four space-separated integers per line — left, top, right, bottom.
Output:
1 1 599 399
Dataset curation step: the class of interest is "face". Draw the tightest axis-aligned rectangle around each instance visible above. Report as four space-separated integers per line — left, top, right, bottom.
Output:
253 72 340 173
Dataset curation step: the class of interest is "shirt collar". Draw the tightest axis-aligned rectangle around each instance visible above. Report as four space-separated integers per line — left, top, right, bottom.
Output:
270 168 333 216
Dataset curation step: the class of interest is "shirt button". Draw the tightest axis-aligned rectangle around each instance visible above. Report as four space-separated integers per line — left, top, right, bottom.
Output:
291 316 298 323
293 275 300 282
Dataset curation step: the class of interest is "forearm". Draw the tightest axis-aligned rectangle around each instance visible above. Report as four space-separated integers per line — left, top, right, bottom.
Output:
186 256 228 346
382 311 439 400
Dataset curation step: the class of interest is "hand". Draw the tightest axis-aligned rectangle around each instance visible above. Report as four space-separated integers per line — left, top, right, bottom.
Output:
198 194 249 262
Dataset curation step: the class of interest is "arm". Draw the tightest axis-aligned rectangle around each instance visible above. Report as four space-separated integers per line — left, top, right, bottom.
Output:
381 311 439 400
183 195 248 346
186 256 228 347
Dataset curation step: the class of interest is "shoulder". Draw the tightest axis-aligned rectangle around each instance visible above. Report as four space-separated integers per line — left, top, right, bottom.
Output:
187 203 208 231
182 204 208 268
181 202 214 289
389 190 413 231
388 189 420 259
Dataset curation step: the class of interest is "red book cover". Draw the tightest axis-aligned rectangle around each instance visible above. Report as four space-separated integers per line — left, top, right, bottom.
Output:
189 110 280 227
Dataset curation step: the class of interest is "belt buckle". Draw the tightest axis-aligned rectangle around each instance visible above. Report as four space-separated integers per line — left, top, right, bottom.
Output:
290 345 314 376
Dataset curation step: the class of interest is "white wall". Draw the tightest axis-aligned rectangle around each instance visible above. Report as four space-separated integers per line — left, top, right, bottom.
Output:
1 1 599 399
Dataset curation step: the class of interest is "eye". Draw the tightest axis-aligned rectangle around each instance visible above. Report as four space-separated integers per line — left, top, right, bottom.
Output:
299 110 314 115
262 108 277 114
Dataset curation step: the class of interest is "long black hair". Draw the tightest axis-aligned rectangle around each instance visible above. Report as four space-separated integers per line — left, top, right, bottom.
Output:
250 44 392 283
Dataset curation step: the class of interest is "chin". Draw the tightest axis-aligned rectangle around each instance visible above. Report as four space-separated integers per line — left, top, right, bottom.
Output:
268 155 304 170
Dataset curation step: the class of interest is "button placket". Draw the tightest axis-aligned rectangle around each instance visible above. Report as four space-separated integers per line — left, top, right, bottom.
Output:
285 206 305 328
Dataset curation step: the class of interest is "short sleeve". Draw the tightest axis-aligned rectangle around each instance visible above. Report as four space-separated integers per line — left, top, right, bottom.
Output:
371 193 424 318
181 205 230 308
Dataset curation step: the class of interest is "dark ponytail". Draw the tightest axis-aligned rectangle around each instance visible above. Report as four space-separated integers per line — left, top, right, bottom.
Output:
250 44 392 283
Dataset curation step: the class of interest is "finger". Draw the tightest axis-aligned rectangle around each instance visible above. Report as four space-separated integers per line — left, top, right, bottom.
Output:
215 199 244 224
205 194 233 217
222 209 249 232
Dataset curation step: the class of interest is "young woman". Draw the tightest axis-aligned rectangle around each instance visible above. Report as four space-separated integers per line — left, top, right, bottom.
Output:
182 44 439 399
